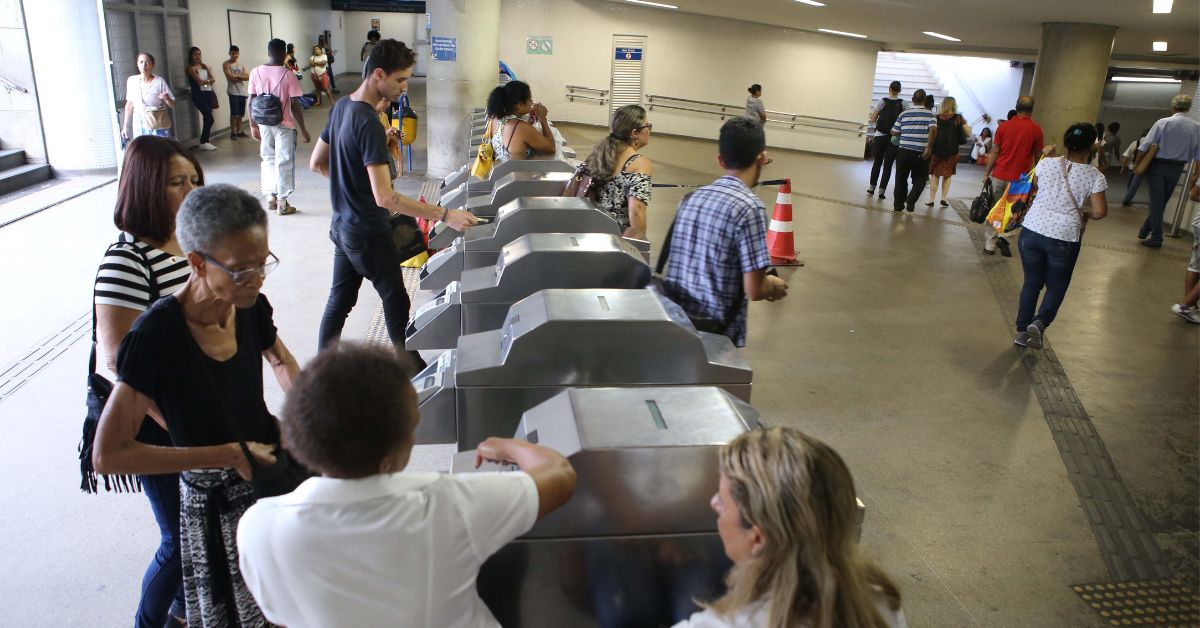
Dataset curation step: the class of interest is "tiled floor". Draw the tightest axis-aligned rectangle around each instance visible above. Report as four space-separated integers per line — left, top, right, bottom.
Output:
0 77 1195 626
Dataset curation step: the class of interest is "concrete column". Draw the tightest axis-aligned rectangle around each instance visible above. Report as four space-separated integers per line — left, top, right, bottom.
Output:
426 0 499 178
1030 23 1117 148
23 0 117 171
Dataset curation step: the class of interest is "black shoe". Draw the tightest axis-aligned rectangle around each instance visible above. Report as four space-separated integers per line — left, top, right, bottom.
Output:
940 200 949 207
1137 230 1149 240
1140 239 1162 248
997 237 1012 257
925 201 934 207
867 186 876 195
878 192 886 200
906 205 915 213
893 207 904 212
1122 201 1132 207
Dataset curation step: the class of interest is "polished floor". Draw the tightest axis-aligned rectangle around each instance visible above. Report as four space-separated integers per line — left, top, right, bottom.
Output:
0 77 1196 626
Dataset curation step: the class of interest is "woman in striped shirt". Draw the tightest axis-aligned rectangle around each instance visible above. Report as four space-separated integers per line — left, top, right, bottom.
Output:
92 135 203 628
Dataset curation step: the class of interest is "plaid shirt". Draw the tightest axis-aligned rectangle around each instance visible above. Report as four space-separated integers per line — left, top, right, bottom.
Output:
662 176 770 346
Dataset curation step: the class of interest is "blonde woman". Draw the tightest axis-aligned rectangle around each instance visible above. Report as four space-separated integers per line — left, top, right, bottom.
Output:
926 96 970 207
675 427 906 628
581 105 653 239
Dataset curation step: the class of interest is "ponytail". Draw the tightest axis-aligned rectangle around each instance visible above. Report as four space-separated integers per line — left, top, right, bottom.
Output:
486 80 532 119
584 105 646 177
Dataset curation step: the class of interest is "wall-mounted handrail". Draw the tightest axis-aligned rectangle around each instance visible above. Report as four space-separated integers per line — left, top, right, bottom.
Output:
566 85 608 105
0 75 29 94
566 85 608 95
646 94 866 136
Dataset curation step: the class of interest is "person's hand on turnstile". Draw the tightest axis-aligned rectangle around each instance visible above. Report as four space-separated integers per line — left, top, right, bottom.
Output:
442 208 479 231
476 437 577 521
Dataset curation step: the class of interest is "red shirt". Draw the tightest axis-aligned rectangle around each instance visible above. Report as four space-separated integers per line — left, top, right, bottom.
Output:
992 115 1044 181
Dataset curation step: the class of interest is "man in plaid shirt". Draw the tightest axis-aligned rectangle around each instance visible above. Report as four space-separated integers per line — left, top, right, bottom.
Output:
662 118 789 346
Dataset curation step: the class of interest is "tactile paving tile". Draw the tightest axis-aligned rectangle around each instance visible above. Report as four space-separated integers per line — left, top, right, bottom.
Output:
365 267 422 346
236 179 302 196
951 200 1173 582
1072 579 1199 627
0 310 89 403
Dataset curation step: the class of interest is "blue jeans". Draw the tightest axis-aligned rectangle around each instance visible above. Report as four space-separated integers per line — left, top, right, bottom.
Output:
1121 173 1142 204
1139 159 1186 244
1016 229 1081 331
136 473 185 627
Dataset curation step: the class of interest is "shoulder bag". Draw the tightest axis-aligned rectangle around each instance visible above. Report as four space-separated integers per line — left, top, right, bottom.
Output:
471 118 496 179
140 77 172 131
78 241 159 493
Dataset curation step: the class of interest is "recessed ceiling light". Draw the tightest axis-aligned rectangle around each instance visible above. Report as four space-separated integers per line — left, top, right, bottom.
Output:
818 28 868 39
923 31 961 42
795 0 826 5
1152 41 1168 52
1152 0 1173 13
1111 76 1180 83
624 0 678 8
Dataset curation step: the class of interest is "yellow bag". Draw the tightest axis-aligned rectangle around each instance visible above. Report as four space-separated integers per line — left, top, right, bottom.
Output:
471 118 495 179
401 116 418 146
400 250 429 269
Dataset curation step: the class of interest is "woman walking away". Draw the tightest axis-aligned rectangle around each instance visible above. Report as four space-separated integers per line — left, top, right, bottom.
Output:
927 96 969 207
581 105 654 239
1014 123 1109 350
745 85 766 125
93 184 301 626
308 44 334 106
186 47 219 151
674 427 907 628
122 53 175 141
486 81 556 162
91 136 203 628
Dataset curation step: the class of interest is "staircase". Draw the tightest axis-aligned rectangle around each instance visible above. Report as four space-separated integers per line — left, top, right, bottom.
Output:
0 148 51 197
868 53 974 159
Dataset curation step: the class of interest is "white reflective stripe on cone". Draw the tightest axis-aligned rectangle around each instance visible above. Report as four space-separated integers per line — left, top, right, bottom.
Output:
776 192 791 205
769 220 794 233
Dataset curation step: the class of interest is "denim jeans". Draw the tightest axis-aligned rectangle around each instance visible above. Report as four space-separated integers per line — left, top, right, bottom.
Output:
1121 173 1142 204
1016 229 1081 331
318 222 411 349
1139 159 1187 244
869 135 897 190
135 473 185 628
893 148 929 211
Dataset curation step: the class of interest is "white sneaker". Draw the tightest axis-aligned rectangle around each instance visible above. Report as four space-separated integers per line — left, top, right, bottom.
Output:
1171 303 1200 324
197 143 217 151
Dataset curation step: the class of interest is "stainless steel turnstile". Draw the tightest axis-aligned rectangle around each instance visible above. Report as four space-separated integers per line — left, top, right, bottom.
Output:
454 386 763 628
412 289 752 449
419 197 646 293
429 172 573 248
407 233 651 350
440 159 577 209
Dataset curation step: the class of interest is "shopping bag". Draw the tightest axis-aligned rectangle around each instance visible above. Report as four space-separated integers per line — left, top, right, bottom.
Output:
986 165 1038 233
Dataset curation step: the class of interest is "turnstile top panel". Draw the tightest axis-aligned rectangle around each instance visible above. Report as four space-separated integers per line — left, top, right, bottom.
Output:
487 158 575 181
459 233 649 300
464 172 573 213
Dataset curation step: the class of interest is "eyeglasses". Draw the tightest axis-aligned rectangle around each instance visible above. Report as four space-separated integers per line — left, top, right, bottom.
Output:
202 252 279 285
635 124 654 131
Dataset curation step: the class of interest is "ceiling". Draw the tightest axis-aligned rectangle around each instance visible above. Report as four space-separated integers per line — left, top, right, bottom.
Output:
606 0 1200 66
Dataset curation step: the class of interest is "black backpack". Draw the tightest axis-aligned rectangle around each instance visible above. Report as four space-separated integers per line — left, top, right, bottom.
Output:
875 98 904 135
250 72 284 126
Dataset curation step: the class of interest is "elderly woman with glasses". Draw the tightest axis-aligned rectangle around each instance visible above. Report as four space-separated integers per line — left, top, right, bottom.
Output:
93 183 299 627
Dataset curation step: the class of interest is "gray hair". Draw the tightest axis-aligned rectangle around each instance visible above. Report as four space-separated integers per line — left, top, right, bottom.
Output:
584 105 647 178
1171 94 1192 113
176 183 267 254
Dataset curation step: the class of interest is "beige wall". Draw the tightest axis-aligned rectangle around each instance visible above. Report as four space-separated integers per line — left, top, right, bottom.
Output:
343 11 420 61
498 0 880 158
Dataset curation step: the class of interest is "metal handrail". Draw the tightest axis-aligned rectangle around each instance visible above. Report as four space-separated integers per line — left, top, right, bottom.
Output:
566 85 607 95
566 85 608 105
646 94 865 136
0 75 28 94
569 94 607 104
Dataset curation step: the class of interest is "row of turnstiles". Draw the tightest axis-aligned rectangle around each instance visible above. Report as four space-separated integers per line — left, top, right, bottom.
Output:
407 111 854 626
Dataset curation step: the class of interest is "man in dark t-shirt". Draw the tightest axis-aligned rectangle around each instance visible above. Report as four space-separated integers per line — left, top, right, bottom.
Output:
310 39 476 355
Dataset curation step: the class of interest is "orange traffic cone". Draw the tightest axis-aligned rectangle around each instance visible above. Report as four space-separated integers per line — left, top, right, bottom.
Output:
766 179 804 266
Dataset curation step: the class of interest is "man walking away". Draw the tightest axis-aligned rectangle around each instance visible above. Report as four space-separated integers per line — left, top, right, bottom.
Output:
891 89 935 213
310 39 477 361
360 30 381 65
249 38 310 215
868 80 906 200
661 117 788 348
982 95 1043 256
1133 94 1200 248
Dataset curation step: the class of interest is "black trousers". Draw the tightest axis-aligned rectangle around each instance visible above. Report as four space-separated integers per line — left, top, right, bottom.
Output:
893 148 929 211
318 223 411 349
869 136 898 189
194 95 215 144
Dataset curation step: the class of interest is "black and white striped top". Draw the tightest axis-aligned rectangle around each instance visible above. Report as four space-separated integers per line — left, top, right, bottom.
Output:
93 232 190 311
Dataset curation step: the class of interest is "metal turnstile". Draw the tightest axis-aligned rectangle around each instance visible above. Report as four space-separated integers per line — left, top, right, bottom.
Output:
440 159 577 209
429 171 574 248
419 197 646 293
407 233 651 351
411 288 751 449
454 386 762 628
441 164 473 191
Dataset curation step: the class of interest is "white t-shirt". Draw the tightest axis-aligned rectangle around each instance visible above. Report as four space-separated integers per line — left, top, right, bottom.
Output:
1022 157 1107 243
237 471 539 628
310 54 328 76
126 75 173 111
673 588 908 628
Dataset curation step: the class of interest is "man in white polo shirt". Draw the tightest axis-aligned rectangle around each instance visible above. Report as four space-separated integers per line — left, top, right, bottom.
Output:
236 343 577 628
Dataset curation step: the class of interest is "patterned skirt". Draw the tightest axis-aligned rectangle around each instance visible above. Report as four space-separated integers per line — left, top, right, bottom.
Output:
179 469 270 627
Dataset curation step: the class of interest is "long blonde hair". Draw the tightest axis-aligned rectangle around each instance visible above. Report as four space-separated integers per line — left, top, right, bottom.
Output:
584 105 646 177
708 427 901 628
939 96 958 116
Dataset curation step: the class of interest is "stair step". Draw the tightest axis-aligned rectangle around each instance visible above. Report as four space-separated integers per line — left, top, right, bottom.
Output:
0 163 52 197
0 149 26 171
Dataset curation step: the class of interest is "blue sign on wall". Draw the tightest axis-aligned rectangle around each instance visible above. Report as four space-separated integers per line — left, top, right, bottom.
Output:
432 37 457 61
615 47 643 61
